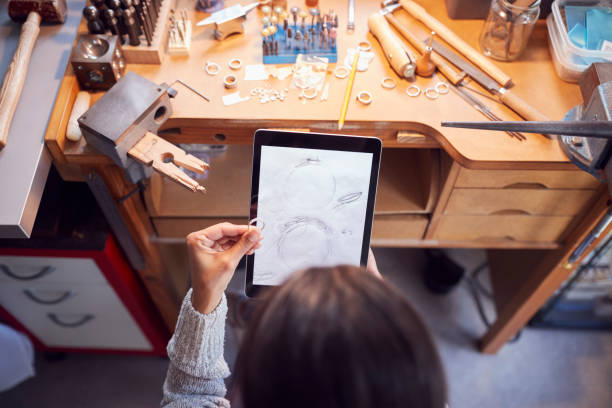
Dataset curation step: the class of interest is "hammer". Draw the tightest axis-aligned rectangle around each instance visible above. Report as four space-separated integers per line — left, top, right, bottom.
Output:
0 0 67 150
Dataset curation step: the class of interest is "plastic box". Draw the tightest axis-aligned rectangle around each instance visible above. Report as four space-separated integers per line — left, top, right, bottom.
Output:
547 0 612 82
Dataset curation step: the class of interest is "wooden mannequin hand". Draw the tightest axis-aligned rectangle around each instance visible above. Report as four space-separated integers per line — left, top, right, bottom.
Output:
186 223 263 314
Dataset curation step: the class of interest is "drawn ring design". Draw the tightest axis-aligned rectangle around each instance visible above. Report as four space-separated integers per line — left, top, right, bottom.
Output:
205 61 220 75
357 91 372 105
358 41 372 52
223 75 238 89
381 77 396 89
334 66 350 79
424 87 439 100
248 218 265 231
406 85 421 97
228 58 242 70
435 82 449 94
301 88 318 99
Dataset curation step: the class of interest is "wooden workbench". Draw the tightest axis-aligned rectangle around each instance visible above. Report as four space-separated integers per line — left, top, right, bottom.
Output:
44 0 610 353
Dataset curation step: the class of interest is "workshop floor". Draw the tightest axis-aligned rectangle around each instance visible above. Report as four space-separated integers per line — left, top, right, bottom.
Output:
1 248 612 408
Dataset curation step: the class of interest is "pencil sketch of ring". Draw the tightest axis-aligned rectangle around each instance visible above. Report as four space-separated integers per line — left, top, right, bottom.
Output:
205 61 220 75
223 75 238 89
435 82 449 94
334 66 350 79
424 87 439 100
357 91 372 105
358 41 372 52
228 58 242 70
381 77 396 89
406 85 421 97
248 218 265 231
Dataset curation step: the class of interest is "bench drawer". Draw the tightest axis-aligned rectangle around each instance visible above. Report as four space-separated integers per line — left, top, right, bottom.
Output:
371 215 428 245
455 168 600 190
445 188 596 216
432 215 573 243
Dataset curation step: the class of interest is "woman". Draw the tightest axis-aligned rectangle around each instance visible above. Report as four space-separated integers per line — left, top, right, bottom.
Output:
162 223 447 407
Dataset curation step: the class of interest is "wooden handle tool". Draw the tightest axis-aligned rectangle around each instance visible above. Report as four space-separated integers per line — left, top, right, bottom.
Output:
0 12 41 149
368 12 415 79
385 13 465 84
399 0 512 87
498 89 549 122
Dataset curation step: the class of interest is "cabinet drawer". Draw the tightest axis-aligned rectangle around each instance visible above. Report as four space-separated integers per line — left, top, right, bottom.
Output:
371 215 428 245
432 215 573 243
445 188 596 216
0 256 107 285
455 168 601 190
0 282 151 350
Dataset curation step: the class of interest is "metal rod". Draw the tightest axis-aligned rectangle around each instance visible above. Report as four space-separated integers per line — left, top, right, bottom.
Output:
441 120 612 138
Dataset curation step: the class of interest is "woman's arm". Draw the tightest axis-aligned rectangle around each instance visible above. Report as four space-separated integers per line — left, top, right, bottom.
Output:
161 223 263 407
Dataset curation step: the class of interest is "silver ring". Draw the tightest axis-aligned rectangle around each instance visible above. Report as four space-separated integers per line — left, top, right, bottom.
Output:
381 77 396 89
358 41 372 52
406 85 421 97
357 91 372 105
435 82 449 94
223 74 238 89
228 58 242 70
205 61 220 75
424 87 439 100
300 88 318 99
248 218 265 231
334 66 350 79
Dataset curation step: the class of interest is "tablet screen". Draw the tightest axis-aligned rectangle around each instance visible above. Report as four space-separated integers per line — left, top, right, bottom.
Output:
252 145 374 285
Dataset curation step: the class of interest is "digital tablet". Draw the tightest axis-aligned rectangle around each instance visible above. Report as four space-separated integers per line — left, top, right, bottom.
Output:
245 130 382 297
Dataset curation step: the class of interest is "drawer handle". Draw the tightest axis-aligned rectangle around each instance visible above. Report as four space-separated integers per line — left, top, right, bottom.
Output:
47 313 94 328
23 289 73 305
503 182 548 190
490 209 532 216
0 264 55 281
475 236 517 242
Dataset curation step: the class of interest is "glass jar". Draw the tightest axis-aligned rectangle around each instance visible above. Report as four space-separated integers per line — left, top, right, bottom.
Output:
479 0 541 61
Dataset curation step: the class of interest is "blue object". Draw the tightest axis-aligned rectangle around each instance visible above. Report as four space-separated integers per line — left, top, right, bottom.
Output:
568 22 587 47
262 26 337 64
586 8 612 50
197 0 224 13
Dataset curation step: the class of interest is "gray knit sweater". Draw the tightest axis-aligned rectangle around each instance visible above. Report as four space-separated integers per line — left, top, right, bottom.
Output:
161 288 231 407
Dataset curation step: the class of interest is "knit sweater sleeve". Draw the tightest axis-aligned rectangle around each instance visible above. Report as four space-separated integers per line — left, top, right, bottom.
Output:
161 288 231 408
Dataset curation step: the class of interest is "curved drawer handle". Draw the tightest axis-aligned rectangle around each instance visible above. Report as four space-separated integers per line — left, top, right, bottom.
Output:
490 209 532 216
47 313 94 328
23 289 73 305
503 182 548 190
0 264 55 281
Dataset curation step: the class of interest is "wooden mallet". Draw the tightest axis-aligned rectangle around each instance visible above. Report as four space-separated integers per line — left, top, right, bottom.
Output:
0 0 67 150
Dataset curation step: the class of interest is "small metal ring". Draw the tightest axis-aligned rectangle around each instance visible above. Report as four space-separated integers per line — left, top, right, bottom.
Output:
406 85 421 97
435 82 449 94
205 61 220 75
301 88 318 99
228 58 242 70
223 74 238 89
381 77 396 89
334 66 350 79
357 91 372 105
248 218 265 231
358 41 372 52
424 87 439 100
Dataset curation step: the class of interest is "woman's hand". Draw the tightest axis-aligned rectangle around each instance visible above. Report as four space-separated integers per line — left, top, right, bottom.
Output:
366 248 382 278
186 223 263 314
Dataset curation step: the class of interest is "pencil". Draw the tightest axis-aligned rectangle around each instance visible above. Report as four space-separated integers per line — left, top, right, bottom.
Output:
338 51 360 130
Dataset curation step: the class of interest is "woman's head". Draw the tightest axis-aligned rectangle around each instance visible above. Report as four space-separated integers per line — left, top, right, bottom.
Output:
234 265 447 408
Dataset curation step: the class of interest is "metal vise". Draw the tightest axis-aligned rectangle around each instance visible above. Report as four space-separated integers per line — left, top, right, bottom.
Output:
78 72 208 192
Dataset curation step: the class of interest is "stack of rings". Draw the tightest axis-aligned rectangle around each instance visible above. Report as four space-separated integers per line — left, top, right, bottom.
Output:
223 74 237 89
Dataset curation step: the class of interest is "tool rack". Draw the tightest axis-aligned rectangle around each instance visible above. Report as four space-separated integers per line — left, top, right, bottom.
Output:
43 0 611 353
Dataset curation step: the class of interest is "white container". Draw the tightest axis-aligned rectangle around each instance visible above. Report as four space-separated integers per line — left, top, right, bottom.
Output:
547 0 612 82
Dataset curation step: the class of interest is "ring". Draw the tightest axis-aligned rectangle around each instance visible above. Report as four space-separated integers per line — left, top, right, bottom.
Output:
301 88 318 99
223 74 237 89
424 87 439 99
228 58 242 70
358 41 372 52
334 66 350 79
435 82 449 94
357 91 372 105
205 61 220 75
381 77 396 89
248 218 265 231
406 85 421 97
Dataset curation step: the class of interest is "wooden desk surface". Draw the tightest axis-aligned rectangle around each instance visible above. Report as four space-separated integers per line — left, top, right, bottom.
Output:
51 0 584 169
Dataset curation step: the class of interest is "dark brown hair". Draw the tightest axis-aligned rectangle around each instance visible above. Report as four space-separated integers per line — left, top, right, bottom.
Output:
233 265 447 408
